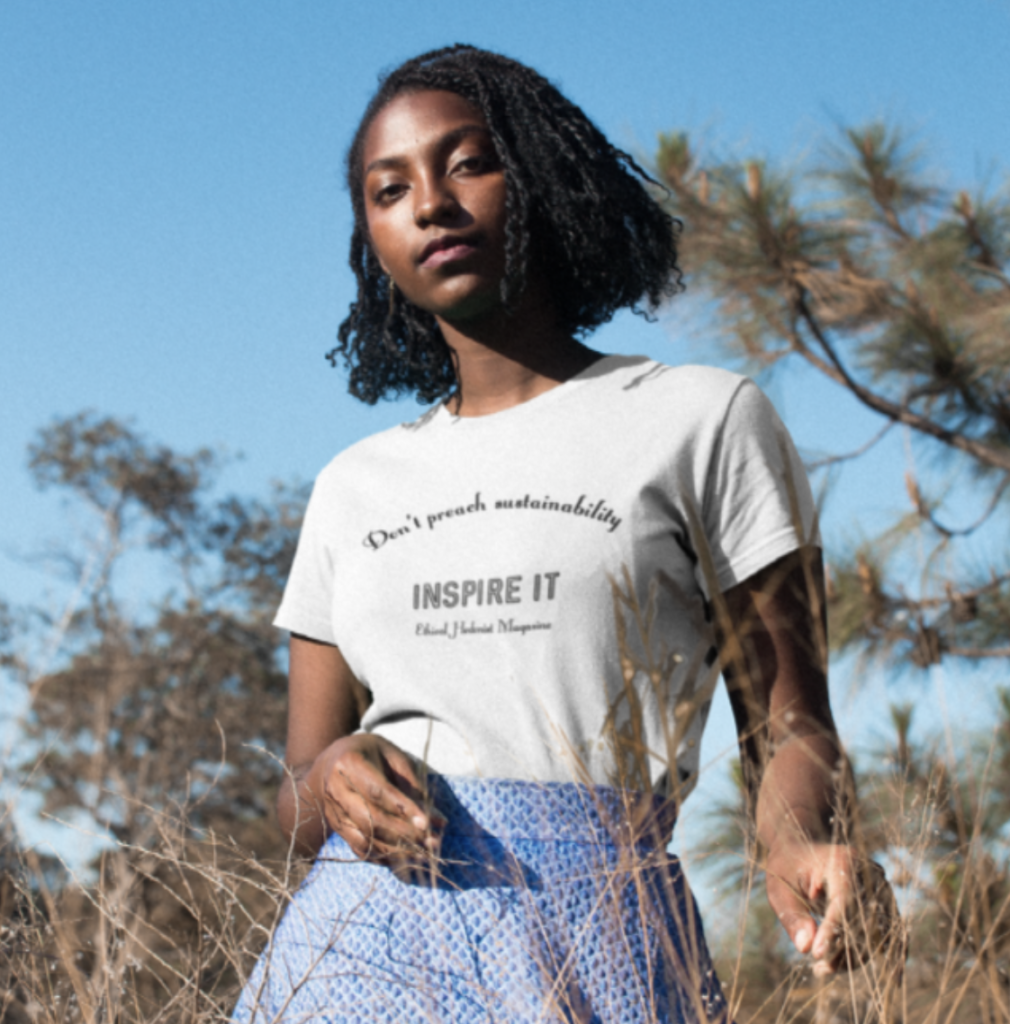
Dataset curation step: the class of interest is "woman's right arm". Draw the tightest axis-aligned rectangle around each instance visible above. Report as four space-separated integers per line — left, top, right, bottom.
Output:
278 634 445 861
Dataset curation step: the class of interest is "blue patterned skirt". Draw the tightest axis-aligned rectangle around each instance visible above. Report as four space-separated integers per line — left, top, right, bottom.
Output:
232 777 730 1023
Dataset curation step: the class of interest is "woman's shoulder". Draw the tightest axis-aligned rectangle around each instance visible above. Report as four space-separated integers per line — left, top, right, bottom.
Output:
310 360 758 488
593 355 752 413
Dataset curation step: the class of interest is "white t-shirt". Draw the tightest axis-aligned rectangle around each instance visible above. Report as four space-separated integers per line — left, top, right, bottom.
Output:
275 356 818 795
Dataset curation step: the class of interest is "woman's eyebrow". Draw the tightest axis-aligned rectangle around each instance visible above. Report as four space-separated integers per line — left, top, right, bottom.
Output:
364 125 492 177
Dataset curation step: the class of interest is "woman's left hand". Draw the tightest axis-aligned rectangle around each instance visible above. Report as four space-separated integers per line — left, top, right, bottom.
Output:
718 551 903 977
765 840 901 976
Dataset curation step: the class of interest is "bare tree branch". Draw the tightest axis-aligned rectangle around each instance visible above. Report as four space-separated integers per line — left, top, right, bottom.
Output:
794 294 1010 473
806 421 895 471
913 476 1010 539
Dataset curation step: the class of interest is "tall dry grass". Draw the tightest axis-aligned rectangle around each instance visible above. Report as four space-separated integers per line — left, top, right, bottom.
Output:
700 723 1010 1024
2 715 1006 1022
3 554 1006 1024
2 441 1003 1021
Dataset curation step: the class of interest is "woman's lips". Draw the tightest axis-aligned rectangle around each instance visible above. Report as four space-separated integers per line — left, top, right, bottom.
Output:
420 242 478 268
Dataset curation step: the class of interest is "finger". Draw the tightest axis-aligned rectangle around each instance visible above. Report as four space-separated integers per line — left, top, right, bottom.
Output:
331 798 429 864
380 745 448 831
766 874 817 955
339 820 414 865
812 956 841 979
322 777 425 858
812 861 854 963
377 749 448 855
334 784 434 853
336 754 433 841
323 800 378 860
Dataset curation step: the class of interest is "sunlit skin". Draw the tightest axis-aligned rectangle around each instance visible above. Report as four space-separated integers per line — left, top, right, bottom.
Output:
362 90 509 323
276 88 885 977
361 90 601 417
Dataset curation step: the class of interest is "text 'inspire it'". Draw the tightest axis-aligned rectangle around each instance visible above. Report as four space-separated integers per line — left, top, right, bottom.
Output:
412 572 561 610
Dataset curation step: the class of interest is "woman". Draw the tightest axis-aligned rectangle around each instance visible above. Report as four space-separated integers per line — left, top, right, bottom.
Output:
233 45 892 1024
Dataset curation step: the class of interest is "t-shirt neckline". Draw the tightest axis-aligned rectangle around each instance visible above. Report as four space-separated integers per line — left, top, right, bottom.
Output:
432 353 642 428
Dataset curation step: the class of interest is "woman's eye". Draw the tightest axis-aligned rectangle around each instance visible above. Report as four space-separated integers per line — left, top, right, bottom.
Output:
373 183 406 204
453 154 491 174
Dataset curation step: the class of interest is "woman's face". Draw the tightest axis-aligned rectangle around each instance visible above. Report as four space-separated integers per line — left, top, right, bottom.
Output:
361 90 509 324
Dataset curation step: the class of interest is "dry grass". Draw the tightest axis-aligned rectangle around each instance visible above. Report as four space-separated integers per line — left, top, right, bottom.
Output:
4 597 1005 1020
702 741 1010 1024
1 732 1006 1022
3 424 1004 1021
0 803 307 1023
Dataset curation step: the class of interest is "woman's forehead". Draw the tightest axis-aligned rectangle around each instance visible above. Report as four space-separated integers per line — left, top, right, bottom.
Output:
362 90 488 169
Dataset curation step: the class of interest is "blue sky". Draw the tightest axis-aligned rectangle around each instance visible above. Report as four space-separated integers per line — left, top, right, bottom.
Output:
2 1 1009 878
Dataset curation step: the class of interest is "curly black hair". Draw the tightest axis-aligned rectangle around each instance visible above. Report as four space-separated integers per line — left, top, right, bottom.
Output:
328 44 683 405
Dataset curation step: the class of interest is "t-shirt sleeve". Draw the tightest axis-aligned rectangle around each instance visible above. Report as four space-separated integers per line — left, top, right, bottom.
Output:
272 476 338 643
701 379 819 594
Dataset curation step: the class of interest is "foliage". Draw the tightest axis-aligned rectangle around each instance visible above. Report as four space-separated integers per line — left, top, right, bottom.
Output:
1 413 307 1017
655 123 1010 671
1 115 1008 1023
696 700 1010 1023
6 413 306 845
657 122 1010 1021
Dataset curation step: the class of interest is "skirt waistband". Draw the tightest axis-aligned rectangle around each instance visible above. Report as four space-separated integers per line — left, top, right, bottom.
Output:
424 776 678 847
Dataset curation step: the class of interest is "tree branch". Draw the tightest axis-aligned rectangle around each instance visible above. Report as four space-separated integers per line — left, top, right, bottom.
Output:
889 572 1010 611
967 261 1010 290
944 646 1010 659
915 476 1010 539
794 294 1010 473
806 421 895 471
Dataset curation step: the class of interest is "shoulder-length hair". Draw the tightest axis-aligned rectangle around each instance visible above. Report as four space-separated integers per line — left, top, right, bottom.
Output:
329 44 683 405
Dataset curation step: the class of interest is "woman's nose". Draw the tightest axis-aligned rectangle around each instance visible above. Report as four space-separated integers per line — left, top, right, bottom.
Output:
413 179 460 227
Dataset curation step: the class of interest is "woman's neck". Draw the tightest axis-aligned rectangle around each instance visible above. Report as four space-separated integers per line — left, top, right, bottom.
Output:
436 293 601 418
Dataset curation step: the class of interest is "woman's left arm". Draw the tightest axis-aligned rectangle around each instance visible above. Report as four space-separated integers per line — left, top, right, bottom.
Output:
717 546 888 976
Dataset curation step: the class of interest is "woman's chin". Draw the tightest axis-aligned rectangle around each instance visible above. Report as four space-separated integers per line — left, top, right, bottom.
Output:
429 290 509 329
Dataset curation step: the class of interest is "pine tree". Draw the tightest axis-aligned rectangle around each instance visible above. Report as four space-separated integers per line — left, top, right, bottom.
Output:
658 124 1010 1021
655 123 1010 671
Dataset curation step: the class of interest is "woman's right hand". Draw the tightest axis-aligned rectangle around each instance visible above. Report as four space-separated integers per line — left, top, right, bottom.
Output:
279 635 446 862
309 732 447 866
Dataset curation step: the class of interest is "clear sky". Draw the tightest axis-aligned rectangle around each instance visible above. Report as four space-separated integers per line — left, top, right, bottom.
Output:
2 0 1009 884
